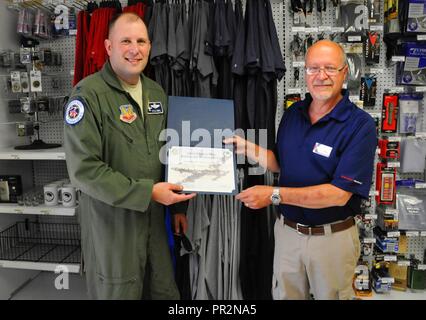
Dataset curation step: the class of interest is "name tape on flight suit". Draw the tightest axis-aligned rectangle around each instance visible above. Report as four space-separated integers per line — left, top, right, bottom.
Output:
147 101 163 114
65 99 85 125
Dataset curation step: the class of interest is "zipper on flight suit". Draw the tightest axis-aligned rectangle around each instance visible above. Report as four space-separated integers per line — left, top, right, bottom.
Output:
124 92 151 155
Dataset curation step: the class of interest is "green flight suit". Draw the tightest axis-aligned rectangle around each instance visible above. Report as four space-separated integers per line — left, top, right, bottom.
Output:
63 61 179 300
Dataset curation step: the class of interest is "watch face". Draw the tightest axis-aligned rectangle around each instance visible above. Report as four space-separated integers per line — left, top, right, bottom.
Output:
272 194 280 205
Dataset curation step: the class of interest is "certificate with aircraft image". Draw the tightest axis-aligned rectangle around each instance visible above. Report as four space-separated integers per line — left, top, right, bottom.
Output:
167 146 236 194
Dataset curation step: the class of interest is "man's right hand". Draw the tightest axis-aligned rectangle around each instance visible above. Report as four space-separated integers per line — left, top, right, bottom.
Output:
223 135 248 155
152 182 196 206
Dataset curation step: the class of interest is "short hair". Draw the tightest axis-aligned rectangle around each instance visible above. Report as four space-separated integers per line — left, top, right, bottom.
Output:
107 12 146 38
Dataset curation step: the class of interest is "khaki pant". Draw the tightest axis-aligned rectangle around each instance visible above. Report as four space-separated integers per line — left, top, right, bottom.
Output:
272 215 360 300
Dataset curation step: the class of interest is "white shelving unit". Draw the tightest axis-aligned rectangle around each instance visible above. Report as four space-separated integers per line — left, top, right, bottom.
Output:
0 261 80 274
0 203 76 216
0 147 65 160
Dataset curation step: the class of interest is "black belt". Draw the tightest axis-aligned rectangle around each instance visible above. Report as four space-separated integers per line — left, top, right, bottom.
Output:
283 217 355 236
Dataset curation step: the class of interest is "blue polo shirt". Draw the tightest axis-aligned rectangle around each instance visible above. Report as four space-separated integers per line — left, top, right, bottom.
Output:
276 91 377 226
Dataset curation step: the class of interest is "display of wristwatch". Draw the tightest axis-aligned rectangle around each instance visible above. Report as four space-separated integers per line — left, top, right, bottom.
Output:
270 187 281 205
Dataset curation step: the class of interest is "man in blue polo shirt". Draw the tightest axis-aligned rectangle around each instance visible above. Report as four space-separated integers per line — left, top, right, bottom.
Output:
225 40 377 299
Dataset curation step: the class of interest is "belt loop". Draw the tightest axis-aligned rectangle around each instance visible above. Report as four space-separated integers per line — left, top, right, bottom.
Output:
323 224 332 236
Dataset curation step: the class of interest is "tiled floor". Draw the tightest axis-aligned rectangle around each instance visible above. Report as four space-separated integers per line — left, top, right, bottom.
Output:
10 271 88 300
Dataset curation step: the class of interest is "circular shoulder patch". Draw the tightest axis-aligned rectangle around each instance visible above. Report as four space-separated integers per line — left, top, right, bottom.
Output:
65 99 85 125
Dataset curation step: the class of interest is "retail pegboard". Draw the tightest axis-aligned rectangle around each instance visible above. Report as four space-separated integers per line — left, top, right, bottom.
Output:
33 160 69 187
271 0 285 135
408 236 426 262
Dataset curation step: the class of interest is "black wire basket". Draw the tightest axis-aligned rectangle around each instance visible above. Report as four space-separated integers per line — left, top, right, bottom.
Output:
0 221 81 264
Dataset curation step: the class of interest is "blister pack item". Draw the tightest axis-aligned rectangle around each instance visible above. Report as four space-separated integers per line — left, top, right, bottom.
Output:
398 93 422 134
398 42 426 85
406 0 426 33
397 187 426 231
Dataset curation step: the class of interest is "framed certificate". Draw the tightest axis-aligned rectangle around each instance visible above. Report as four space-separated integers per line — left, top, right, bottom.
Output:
166 96 237 195
167 146 235 194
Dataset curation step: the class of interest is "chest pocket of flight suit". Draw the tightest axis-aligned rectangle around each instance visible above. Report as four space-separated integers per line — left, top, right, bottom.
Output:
104 114 136 144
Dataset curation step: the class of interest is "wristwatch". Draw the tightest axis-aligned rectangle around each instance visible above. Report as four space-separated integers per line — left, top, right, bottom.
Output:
270 187 281 206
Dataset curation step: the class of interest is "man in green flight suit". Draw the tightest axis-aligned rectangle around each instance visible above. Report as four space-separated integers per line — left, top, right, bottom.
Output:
63 12 195 299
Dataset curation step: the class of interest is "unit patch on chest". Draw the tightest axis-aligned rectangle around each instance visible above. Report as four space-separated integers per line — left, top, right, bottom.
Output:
119 104 137 124
147 101 163 114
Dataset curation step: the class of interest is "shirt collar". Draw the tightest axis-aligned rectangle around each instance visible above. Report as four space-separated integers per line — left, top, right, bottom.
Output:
298 90 354 123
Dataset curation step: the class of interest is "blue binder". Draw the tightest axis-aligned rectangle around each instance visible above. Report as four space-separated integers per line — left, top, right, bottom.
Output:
166 96 237 195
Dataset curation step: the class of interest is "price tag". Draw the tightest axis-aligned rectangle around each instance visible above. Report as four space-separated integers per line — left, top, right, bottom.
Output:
406 231 420 237
318 26 332 32
368 112 381 118
420 231 426 237
287 88 302 94
398 260 411 267
385 209 398 215
13 208 23 214
387 162 400 168
331 27 345 33
415 183 426 189
40 210 51 215
418 264 426 270
387 231 400 237
293 61 305 67
380 277 395 284
415 86 426 92
369 68 384 74
57 155 66 160
417 35 426 41
388 136 402 142
305 27 318 33
384 255 397 262
370 25 384 31
391 56 405 62
68 29 77 36
348 36 362 42
10 154 20 160
292 27 306 33
390 87 404 93
363 238 376 244
365 214 378 220
69 70 75 76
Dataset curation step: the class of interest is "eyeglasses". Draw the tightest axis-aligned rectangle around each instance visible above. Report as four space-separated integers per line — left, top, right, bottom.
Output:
305 65 346 76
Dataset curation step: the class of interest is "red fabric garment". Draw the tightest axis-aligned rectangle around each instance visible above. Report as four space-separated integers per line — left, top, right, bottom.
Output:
73 10 90 86
123 3 146 19
84 7 117 78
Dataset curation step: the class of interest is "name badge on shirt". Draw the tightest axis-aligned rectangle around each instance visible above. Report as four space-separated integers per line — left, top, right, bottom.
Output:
313 142 333 158
148 101 163 114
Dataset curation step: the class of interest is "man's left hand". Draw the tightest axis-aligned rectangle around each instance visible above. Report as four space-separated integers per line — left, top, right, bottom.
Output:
236 185 273 210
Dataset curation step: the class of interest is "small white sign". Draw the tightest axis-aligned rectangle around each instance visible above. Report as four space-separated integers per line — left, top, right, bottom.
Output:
388 136 402 142
365 214 378 220
391 56 405 62
293 61 305 67
348 36 362 42
363 238 376 244
398 261 411 267
417 35 426 41
387 162 400 168
406 231 420 237
384 256 397 262
387 231 400 238
287 88 302 94
370 25 384 31
415 183 426 189
415 86 426 92
292 27 306 33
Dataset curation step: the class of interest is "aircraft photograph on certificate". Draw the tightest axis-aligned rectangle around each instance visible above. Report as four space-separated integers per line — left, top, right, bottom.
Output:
167 146 236 194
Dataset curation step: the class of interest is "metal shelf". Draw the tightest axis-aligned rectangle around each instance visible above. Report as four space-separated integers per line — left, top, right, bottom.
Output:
0 146 65 160
0 261 80 273
0 203 76 216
